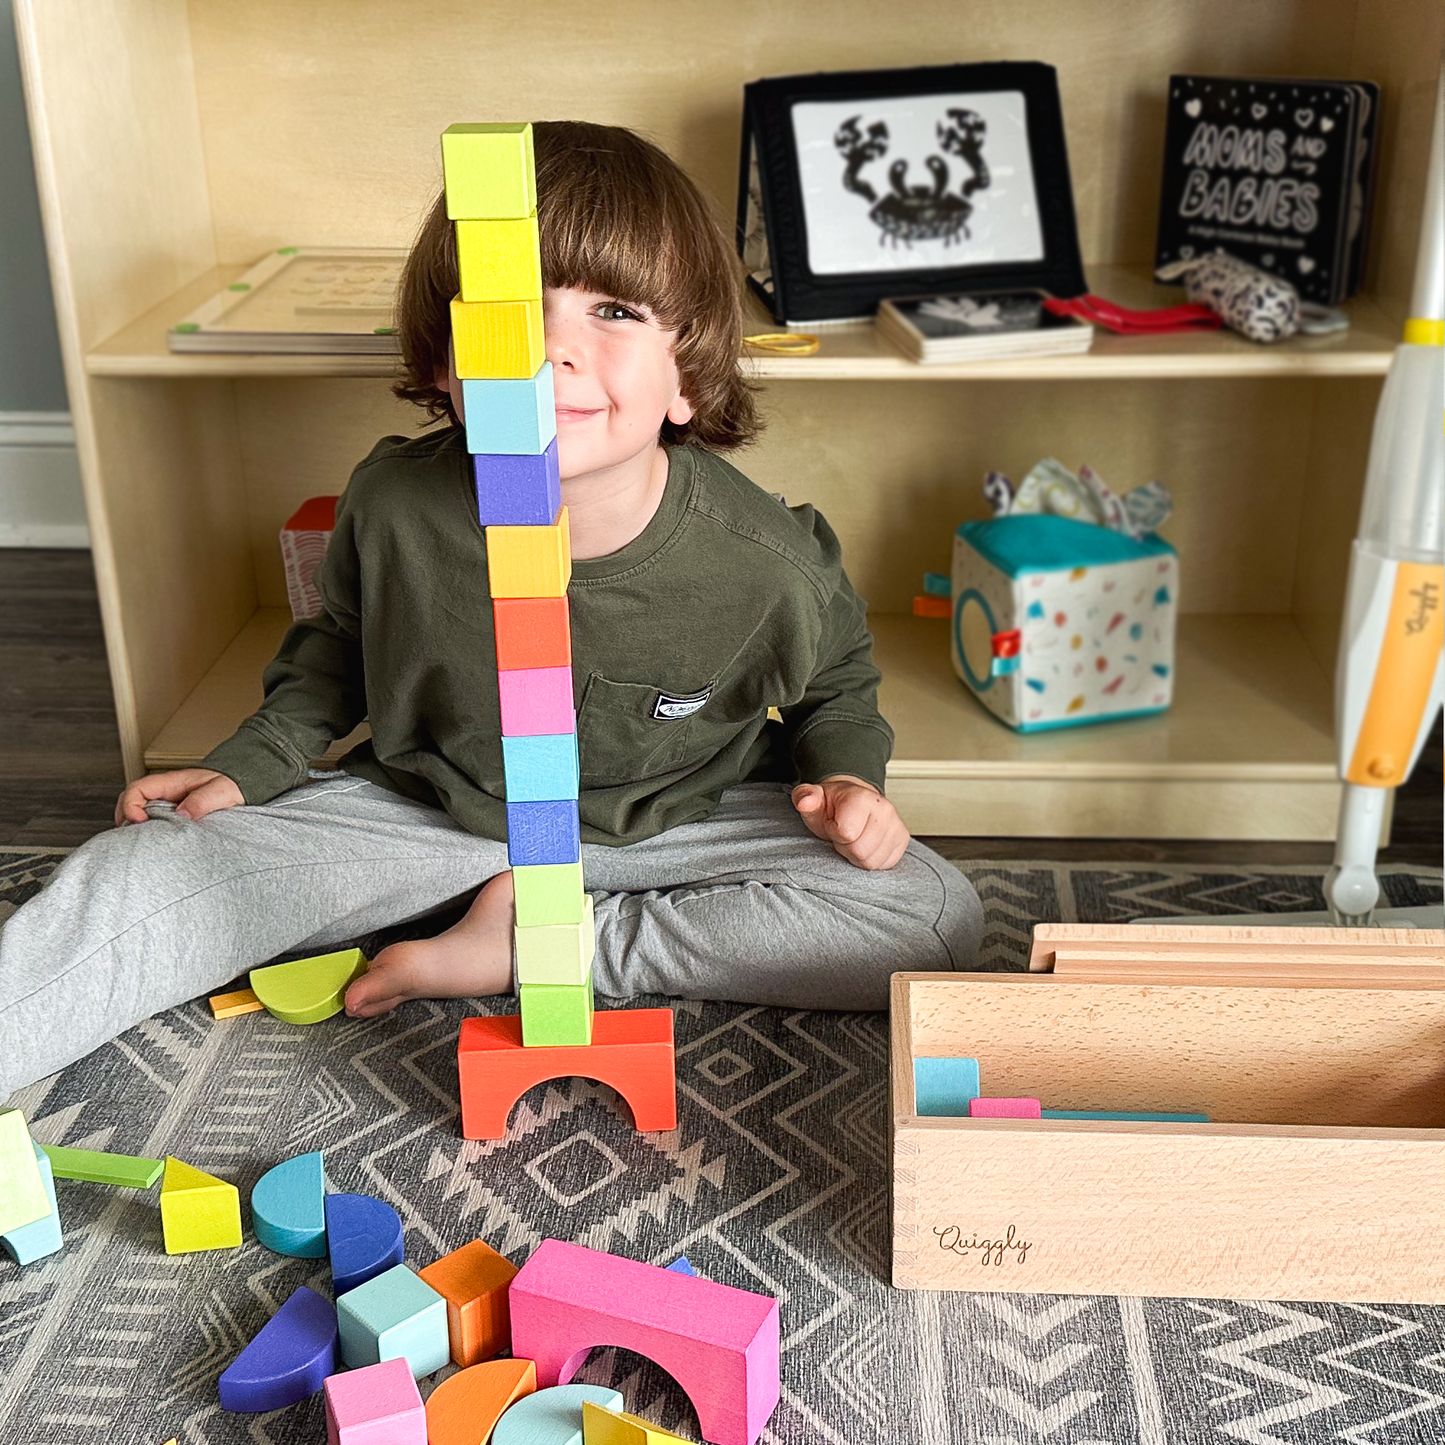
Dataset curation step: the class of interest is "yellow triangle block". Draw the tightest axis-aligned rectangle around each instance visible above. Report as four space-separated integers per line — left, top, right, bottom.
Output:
159 1157 242 1254
582 1401 691 1444
250 948 368 1024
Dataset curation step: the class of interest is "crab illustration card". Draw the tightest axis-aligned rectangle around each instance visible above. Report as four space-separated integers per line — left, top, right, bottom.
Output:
738 63 1087 324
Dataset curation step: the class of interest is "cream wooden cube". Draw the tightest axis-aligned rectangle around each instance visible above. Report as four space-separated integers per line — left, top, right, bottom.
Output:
514 894 595 987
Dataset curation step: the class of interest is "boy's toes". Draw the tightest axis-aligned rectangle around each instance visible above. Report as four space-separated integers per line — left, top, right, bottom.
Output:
344 953 412 1016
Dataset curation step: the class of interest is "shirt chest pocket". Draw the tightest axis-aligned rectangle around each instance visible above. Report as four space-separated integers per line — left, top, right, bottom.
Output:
575 672 716 786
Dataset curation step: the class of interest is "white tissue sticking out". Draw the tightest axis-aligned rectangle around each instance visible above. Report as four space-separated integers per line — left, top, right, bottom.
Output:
983 458 1172 539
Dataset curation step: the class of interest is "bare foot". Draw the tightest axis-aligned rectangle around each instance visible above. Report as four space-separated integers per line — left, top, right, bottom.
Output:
344 871 516 1018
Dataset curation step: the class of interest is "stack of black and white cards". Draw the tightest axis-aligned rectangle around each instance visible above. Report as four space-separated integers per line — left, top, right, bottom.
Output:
876 288 1093 363
1154 76 1380 306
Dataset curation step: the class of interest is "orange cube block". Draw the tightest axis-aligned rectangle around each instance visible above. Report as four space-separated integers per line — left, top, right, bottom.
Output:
494 596 572 671
418 1238 520 1366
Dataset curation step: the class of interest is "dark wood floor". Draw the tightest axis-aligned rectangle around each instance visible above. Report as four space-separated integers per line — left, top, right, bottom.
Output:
0 548 1439 864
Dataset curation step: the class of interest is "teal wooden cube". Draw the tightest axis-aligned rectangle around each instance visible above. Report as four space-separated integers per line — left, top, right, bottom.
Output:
513 861 587 927
519 971 594 1047
336 1263 449 1378
502 732 579 803
461 364 555 455
514 895 595 986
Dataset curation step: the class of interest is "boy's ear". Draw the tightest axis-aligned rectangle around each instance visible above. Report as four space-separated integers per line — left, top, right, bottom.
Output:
666 393 695 427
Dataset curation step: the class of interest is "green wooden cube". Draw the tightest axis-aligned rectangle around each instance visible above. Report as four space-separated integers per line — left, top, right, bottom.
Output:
513 861 587 927
0 1110 52 1236
514 895 595 987
519 972 593 1047
441 123 536 220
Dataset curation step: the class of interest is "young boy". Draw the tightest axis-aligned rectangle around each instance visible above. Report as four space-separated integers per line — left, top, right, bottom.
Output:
0 122 981 1098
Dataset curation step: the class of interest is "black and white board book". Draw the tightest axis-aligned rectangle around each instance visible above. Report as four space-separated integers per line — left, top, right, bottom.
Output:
876 289 1092 363
1154 75 1380 306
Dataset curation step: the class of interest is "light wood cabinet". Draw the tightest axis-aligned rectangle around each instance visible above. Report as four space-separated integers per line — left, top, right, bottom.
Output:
16 0 1440 838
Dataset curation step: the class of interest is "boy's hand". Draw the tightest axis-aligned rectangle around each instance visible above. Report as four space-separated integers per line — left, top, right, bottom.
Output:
115 769 245 826
791 775 910 870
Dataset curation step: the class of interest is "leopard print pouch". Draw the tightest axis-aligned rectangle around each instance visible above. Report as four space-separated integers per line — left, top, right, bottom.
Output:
1155 251 1346 344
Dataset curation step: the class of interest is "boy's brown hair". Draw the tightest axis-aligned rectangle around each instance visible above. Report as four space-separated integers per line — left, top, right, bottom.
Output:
395 120 760 451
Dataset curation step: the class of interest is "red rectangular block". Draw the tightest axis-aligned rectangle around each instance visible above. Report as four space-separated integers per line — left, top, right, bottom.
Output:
494 597 572 671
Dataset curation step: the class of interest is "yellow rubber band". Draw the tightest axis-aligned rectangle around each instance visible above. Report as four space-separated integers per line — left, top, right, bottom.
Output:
743 331 820 355
1403 317 1445 345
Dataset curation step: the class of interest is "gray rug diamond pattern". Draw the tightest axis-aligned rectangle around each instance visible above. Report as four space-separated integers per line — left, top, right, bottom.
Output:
1 853 1441 1444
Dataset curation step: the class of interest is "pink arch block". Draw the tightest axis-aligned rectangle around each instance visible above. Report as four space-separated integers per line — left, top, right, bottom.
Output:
508 1240 779 1445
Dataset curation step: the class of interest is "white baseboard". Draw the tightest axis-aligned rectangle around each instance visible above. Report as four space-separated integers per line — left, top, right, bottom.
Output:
0 411 89 548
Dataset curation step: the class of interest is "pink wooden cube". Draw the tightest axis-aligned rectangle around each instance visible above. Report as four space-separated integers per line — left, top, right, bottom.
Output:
969 1097 1042 1119
498 665 575 737
324 1357 426 1445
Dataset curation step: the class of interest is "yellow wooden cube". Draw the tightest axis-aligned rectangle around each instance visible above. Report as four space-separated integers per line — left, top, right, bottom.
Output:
457 216 543 302
451 297 546 380
487 507 571 598
442 122 536 220
159 1157 242 1255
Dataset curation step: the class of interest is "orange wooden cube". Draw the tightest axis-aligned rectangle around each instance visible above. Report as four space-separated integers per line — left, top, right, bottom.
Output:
494 596 572 671
418 1238 520 1366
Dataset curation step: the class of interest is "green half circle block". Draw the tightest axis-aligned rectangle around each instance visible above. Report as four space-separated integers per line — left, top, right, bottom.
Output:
250 948 368 1025
252 1151 327 1258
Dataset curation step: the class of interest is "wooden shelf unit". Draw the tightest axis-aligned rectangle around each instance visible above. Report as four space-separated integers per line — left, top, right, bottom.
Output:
17 0 1441 840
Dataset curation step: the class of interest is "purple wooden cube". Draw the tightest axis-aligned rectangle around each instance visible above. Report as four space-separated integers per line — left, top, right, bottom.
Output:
474 439 560 526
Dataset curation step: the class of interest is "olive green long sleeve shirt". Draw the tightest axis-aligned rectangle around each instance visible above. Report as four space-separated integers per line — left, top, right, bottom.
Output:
202 426 893 845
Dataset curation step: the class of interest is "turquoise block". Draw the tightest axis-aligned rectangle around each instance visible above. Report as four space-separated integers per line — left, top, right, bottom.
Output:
336 1264 449 1379
492 1384 625 1445
502 733 579 802
914 1057 981 1116
923 571 952 597
1041 1110 1211 1122
461 362 556 455
251 1151 327 1259
1 1141 62 1264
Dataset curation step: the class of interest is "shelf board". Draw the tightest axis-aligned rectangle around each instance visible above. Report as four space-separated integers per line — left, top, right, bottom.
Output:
146 607 1341 839
88 264 1395 381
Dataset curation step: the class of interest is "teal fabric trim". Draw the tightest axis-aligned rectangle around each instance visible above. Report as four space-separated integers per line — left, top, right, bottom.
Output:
1013 703 1170 733
957 514 1176 578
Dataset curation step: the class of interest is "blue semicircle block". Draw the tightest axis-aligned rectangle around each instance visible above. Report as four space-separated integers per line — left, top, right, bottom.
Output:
326 1192 406 1297
251 1151 326 1258
218 1285 338 1413
492 1384 625 1445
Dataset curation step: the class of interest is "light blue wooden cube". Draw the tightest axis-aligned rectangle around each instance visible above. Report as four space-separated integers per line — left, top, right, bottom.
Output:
461 362 555 455
502 732 579 803
913 1056 981 1117
336 1263 449 1378
0 1140 62 1264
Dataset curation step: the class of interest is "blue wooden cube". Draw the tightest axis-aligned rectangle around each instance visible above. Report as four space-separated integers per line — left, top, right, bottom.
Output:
502 733 579 803
336 1263 449 1379
506 799 581 866
913 1056 981 1116
461 363 555 455
475 439 560 526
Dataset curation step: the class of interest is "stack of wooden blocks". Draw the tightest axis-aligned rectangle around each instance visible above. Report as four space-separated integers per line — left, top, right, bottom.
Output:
443 122 593 1049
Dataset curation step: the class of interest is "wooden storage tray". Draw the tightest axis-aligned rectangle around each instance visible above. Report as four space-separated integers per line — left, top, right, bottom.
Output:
889 960 1445 1303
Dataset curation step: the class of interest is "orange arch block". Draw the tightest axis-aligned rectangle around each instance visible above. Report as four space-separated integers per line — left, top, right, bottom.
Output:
457 1010 676 1140
425 1357 536 1445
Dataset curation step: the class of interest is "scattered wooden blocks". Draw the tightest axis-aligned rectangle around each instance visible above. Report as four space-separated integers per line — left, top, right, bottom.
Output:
477 444 562 530
458 1010 677 1140
486 505 571 598
209 986 265 1018
503 732 580 800
327 1192 406 1297
325 1356 426 1445
426 1358 536 1445
519 974 595 1048
509 1240 780 1445
442 122 537 220
506 800 581 867
0 1110 49 1236
452 297 546 379
492 1384 625 1445
513 861 587 927
41 1143 164 1188
969 1097 1042 1119
218 1285 339 1413
336 1263 449 1378
494 594 572 671
251 1150 327 1258
462 366 557 456
583 1401 692 1444
913 1057 981 1116
1 1139 62 1264
159 1156 242 1254
250 948 369 1024
417 1237 521 1366
515 896 596 987
456 215 544 302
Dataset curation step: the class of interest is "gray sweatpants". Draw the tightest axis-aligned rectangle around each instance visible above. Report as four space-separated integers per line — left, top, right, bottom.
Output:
0 777 982 1099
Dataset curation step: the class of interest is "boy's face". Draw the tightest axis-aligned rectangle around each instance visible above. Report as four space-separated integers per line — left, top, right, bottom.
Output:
438 286 694 483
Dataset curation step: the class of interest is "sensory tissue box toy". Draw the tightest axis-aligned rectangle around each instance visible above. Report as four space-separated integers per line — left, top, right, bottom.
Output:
950 459 1178 731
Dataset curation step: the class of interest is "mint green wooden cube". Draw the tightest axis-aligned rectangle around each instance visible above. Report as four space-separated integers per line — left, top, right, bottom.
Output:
519 971 594 1047
0 1110 49 1237
336 1264 449 1378
513 861 586 927
515 895 595 987
441 122 536 220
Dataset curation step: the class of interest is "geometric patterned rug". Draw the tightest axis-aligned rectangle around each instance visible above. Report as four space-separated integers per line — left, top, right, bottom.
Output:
1 850 1441 1445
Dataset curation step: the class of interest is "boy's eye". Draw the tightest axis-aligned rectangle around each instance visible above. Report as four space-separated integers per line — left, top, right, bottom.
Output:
594 301 645 322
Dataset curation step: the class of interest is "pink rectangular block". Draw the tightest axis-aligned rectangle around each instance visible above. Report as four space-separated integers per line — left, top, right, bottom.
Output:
324 1357 425 1444
497 666 575 737
509 1239 779 1445
969 1097 1043 1119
